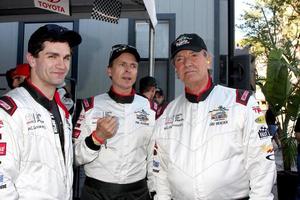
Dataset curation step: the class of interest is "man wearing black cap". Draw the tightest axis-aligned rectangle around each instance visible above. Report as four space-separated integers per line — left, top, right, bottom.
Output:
150 33 276 199
0 24 81 199
73 44 155 200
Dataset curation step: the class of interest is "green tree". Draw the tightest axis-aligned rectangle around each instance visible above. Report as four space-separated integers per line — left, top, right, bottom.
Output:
238 0 300 170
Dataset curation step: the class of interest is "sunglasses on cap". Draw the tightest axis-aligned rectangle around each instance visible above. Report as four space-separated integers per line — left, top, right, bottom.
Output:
109 44 140 64
110 44 136 56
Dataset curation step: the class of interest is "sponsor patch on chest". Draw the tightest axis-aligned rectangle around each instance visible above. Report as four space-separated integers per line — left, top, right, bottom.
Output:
135 109 150 125
209 106 229 126
163 113 183 130
26 113 46 131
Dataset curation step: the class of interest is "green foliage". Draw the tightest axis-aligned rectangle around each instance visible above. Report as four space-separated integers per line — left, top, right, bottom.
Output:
238 0 300 170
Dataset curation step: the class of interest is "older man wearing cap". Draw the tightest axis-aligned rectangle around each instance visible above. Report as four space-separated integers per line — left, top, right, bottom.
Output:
150 33 276 199
0 24 81 199
73 44 155 200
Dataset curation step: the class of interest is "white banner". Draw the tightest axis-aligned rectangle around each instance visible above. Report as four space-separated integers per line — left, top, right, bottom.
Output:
34 0 70 16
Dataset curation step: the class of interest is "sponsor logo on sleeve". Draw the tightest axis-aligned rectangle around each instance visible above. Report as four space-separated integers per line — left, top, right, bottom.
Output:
0 100 11 111
258 126 271 139
260 144 275 161
255 116 266 124
0 96 17 116
261 144 274 153
0 143 6 156
266 154 275 161
252 106 262 114
0 174 6 189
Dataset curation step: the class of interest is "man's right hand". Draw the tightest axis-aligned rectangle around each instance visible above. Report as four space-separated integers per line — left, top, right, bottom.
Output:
93 116 118 143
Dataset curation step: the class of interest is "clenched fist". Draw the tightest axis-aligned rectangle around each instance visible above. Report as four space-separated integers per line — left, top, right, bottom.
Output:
92 116 118 145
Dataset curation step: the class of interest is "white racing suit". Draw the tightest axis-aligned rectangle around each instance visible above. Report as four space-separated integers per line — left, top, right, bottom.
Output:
151 85 276 200
0 81 73 200
73 89 155 188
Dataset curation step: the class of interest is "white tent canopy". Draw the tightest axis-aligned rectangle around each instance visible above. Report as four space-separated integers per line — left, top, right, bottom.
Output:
0 0 157 26
0 0 157 75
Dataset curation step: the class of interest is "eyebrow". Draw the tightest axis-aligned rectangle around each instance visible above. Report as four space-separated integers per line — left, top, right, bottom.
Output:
45 52 71 58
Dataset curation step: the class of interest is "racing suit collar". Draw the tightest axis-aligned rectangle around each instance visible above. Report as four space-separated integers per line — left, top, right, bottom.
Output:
185 77 214 103
108 86 135 104
22 79 56 111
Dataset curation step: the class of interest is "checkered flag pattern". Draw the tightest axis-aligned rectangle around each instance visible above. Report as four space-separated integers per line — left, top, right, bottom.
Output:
91 0 122 24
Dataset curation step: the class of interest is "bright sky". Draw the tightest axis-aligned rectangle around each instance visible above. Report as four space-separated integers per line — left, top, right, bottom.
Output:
235 0 255 40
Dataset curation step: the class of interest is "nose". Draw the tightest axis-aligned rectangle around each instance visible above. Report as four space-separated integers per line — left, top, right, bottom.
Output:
56 58 68 70
124 64 132 72
183 57 192 68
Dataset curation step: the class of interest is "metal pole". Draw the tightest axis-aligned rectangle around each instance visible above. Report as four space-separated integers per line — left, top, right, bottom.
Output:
149 23 155 76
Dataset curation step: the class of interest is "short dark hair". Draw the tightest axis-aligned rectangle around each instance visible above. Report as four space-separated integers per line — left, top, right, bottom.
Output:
139 76 157 93
28 24 82 57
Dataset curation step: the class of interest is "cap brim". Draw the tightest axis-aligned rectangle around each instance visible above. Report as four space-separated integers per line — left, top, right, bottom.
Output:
62 31 82 47
171 45 203 59
109 47 140 64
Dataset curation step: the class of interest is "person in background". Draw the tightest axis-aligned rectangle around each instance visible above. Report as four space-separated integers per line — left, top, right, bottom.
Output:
5 63 30 89
139 76 158 113
150 33 276 199
11 63 31 88
154 88 168 119
0 24 81 199
73 44 155 200
265 107 281 149
5 68 15 89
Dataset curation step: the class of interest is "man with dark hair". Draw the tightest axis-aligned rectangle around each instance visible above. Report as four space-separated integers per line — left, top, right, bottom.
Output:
139 76 158 113
150 33 276 199
73 44 155 200
0 24 81 199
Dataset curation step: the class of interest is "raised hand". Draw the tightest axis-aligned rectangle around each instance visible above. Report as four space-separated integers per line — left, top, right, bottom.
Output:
94 116 118 141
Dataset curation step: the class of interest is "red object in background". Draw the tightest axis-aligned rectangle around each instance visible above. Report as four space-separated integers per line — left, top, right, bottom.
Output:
12 64 30 78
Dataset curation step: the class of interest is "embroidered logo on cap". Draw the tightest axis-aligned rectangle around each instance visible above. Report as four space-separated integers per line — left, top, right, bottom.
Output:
175 36 192 47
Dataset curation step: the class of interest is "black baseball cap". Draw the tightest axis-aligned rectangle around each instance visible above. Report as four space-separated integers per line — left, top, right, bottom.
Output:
171 33 207 59
28 24 82 55
109 44 140 65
